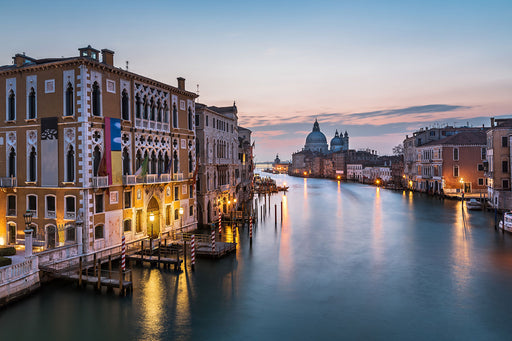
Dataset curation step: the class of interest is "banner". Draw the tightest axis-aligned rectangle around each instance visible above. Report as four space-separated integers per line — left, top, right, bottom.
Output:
105 118 122 185
41 117 58 186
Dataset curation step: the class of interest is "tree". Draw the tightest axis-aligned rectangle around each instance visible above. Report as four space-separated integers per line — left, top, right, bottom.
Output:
392 143 404 156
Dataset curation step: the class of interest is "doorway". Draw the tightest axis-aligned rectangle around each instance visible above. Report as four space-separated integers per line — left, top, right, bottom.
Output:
147 196 160 238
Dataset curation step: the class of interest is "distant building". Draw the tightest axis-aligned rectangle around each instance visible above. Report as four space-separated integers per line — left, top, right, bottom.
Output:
272 154 290 174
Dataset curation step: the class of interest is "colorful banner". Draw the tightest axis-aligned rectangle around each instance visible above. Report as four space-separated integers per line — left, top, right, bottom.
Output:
105 118 123 185
41 117 58 187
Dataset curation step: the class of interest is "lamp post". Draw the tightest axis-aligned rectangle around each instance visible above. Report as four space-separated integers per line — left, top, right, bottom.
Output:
23 210 33 258
179 207 184 232
459 178 464 200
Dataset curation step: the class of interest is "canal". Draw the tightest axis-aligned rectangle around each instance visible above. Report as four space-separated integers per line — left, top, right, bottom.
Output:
2 174 512 340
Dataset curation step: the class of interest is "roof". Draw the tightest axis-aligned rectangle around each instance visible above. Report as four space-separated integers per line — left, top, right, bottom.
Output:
422 131 486 146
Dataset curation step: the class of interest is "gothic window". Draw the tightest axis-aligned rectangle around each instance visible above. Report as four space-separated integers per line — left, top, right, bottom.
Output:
173 103 178 128
8 90 15 121
156 100 162 122
65 83 73 116
8 147 16 177
151 151 157 174
150 98 155 121
66 145 74 182
122 89 129 120
28 87 36 119
123 148 130 175
143 96 148 120
93 146 101 176
173 150 178 173
92 82 101 116
164 153 170 173
136 150 142 170
158 152 164 174
189 151 193 173
188 107 193 130
28 146 36 182
135 94 141 118
163 101 168 123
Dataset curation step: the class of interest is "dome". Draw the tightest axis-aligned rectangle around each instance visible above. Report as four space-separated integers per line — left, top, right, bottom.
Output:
305 120 327 144
330 130 342 146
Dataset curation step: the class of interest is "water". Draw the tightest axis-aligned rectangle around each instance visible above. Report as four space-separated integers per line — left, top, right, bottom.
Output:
3 174 512 340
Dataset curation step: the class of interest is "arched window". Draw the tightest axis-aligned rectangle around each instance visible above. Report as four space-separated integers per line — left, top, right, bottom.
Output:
151 151 157 174
156 100 162 122
92 82 100 116
65 83 73 116
172 103 178 128
8 147 16 177
122 89 129 120
150 98 155 121
28 146 36 182
163 101 168 123
123 148 130 175
123 219 132 233
28 87 36 119
164 153 170 173
188 151 193 173
173 151 178 173
8 90 15 121
136 150 142 170
188 107 193 130
135 94 141 118
158 152 164 174
93 146 101 176
66 145 74 182
143 96 148 120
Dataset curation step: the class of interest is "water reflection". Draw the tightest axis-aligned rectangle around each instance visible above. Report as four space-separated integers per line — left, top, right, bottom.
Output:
372 187 383 274
451 200 472 296
140 269 165 340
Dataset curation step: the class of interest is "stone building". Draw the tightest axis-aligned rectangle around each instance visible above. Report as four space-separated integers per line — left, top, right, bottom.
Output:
0 46 197 252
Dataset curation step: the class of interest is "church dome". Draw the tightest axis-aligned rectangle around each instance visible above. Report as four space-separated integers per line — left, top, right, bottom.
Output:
305 120 327 145
330 130 342 146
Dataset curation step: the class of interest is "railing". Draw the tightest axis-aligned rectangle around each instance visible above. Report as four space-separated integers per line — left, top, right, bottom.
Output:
0 177 16 187
175 232 211 245
123 175 138 185
64 211 76 220
160 174 171 182
46 210 56 219
135 118 169 132
91 176 109 188
145 174 158 183
220 184 230 192
0 257 38 284
173 173 183 181
7 209 16 217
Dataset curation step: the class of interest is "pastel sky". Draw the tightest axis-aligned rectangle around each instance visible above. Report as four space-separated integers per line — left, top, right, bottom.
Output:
1 0 511 161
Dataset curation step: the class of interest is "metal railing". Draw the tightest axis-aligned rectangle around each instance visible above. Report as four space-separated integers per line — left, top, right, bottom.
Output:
0 177 16 187
91 176 109 188
173 173 183 181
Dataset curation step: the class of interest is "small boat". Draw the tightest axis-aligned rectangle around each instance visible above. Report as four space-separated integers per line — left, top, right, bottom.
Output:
466 199 482 210
499 211 512 233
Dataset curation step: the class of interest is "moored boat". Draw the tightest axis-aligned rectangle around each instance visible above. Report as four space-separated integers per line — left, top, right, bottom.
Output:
466 199 482 210
499 211 512 233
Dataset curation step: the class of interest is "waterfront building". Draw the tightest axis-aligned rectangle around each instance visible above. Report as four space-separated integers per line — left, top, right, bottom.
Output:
347 164 363 181
272 154 290 174
485 118 512 209
237 126 254 208
194 103 240 225
0 46 198 252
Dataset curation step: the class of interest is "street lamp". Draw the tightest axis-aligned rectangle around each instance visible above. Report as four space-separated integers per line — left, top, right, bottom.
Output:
459 178 464 200
149 212 155 253
23 210 33 258
179 207 184 232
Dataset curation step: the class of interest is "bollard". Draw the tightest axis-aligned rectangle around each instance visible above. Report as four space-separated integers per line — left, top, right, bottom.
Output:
219 212 222 235
121 235 126 271
119 265 124 296
211 229 216 252
191 234 196 270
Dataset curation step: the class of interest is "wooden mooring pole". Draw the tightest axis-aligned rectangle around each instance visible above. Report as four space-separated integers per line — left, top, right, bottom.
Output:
275 204 277 224
97 259 101 291
78 257 83 287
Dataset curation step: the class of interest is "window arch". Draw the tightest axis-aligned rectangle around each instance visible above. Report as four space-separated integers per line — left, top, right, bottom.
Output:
150 98 155 121
64 195 76 219
28 87 36 119
122 89 129 120
164 153 170 173
188 107 193 130
93 146 101 176
163 101 168 123
123 147 131 175
8 147 16 177
92 82 101 116
8 90 15 121
45 194 56 219
150 150 157 174
173 150 178 173
27 194 37 217
66 145 74 182
143 96 148 120
156 100 162 122
135 149 142 170
172 103 178 128
28 146 36 182
158 152 164 174
65 82 74 116
135 94 141 118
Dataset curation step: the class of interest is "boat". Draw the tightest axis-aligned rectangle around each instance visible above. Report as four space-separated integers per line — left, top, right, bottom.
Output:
499 211 512 233
466 199 482 210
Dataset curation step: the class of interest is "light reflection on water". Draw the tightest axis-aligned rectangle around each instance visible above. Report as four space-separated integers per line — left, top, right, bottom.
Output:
4 174 512 340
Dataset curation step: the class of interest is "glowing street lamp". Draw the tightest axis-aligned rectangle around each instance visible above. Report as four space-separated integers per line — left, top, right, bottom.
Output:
459 178 464 199
179 207 184 231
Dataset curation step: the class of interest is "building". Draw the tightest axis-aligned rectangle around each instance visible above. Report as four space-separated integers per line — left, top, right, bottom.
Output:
238 126 254 207
194 103 239 226
272 154 290 174
0 46 198 253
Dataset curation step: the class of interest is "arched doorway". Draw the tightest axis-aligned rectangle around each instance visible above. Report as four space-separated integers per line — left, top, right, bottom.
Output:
46 224 57 249
7 222 16 245
147 196 160 238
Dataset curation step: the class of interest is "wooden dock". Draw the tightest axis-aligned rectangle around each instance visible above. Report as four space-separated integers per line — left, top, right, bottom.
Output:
128 254 182 271
196 241 237 258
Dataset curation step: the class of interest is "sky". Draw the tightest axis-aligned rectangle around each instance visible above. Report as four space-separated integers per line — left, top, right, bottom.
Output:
1 0 511 161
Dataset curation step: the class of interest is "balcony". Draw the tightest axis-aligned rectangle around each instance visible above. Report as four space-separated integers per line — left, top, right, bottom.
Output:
145 174 158 183
0 177 16 187
173 173 183 181
123 175 138 185
46 210 56 219
160 174 171 182
135 118 170 132
220 184 230 192
64 211 76 220
91 176 109 188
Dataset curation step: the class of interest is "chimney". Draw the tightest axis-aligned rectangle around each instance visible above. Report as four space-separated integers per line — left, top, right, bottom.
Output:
491 117 495 128
13 53 27 67
177 77 185 90
101 49 115 66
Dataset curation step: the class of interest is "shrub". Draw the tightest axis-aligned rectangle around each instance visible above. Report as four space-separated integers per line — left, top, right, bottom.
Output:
0 256 12 267
0 246 16 256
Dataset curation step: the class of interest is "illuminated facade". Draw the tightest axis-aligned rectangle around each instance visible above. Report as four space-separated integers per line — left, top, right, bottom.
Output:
0 46 198 252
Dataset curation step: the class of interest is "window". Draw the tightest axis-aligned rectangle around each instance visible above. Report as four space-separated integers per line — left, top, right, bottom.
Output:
478 178 484 186
94 224 104 239
477 164 484 171
8 147 16 177
92 81 101 116
189 152 193 173
28 146 36 182
135 94 141 118
8 90 15 121
481 147 486 160
502 136 508 148
453 165 459 177
45 195 56 218
65 196 76 219
28 87 36 119
93 146 101 176
195 114 199 127
503 160 508 173
124 191 132 209
504 179 510 189
123 219 132 233
65 225 75 242
123 148 130 175
95 193 104 213
173 151 178 173
189 205 193 217
7 195 16 216
166 205 171 225
136 209 142 233
188 107 193 130
66 145 74 182
174 209 179 220
174 186 179 201
27 194 37 216
173 103 178 128
206 115 209 127
190 185 193 198
122 89 129 120
65 82 73 116
453 148 459 161
157 100 162 122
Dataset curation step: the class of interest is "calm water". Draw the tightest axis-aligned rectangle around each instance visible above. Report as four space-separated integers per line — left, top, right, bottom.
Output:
3 174 512 340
